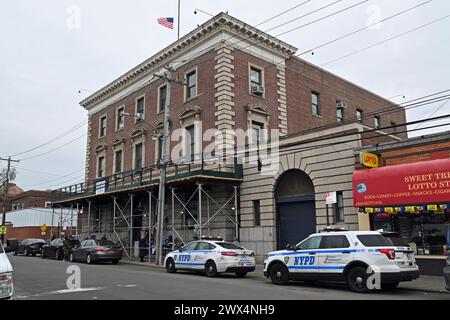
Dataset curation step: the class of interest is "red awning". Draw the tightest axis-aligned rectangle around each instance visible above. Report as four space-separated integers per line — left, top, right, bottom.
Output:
352 158 450 207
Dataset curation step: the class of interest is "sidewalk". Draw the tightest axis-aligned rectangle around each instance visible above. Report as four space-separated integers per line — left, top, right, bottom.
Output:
121 259 449 294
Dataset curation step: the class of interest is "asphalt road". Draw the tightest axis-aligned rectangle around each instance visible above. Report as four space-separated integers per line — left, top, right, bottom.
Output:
8 254 450 300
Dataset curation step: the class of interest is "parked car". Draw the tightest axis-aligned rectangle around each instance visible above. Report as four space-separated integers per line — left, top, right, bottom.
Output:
165 237 256 277
14 238 47 256
41 238 80 260
69 239 122 264
0 241 14 300
264 230 419 293
444 254 450 291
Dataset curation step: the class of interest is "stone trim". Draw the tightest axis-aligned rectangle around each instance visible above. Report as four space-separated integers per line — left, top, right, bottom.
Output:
85 116 92 183
214 41 236 155
276 66 288 136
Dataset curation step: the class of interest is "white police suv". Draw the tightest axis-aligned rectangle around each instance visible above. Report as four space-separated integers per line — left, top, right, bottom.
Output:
263 229 419 293
165 237 256 278
0 241 14 300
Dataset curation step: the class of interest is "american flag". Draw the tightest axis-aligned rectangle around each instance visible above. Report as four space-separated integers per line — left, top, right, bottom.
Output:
157 17 174 29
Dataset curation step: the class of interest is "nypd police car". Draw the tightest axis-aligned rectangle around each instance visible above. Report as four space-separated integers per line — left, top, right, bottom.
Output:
165 237 256 277
263 230 419 293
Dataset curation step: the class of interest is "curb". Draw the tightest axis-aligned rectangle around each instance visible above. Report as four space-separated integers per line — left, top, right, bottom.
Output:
120 260 449 295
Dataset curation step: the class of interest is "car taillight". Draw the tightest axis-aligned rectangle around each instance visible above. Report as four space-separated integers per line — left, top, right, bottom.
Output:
379 249 395 260
221 251 238 256
95 248 105 252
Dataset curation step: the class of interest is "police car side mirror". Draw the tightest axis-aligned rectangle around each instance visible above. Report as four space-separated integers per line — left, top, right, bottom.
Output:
286 244 295 251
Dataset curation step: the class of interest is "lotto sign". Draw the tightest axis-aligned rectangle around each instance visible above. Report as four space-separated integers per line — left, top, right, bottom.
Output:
325 192 337 204
0 226 7 235
360 152 379 168
41 224 47 232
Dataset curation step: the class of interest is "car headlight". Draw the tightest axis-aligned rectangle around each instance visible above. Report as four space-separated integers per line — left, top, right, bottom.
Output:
0 272 13 299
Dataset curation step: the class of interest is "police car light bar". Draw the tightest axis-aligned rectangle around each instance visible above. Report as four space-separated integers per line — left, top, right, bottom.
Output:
201 235 223 241
320 226 347 233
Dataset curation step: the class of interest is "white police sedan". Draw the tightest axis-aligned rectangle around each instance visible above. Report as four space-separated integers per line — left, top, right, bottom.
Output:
165 237 256 277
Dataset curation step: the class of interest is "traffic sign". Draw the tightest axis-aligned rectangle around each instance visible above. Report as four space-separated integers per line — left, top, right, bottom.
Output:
0 226 7 235
325 192 337 205
41 224 47 232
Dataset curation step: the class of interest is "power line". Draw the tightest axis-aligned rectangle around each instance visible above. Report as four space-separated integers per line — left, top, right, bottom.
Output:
255 0 313 27
19 133 87 161
297 0 433 56
413 99 450 129
10 120 87 158
264 0 344 32
320 14 450 67
274 0 369 37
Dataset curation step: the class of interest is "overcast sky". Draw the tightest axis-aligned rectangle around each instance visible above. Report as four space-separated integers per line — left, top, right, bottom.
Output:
1 0 449 191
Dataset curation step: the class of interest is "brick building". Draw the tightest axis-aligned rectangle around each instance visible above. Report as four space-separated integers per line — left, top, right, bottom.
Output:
9 190 52 211
353 131 450 274
52 13 405 260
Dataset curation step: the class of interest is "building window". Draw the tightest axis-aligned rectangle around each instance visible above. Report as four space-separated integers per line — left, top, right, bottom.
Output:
99 116 107 137
356 109 363 123
97 156 105 178
249 66 264 96
116 107 125 131
134 143 143 170
337 108 344 123
186 125 195 162
374 116 381 129
251 121 264 147
114 150 123 174
135 97 145 122
311 92 320 116
335 191 345 223
159 85 167 113
186 70 197 100
391 121 397 133
254 200 261 226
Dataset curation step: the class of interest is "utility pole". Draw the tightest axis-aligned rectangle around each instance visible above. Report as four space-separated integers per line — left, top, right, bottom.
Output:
1 156 20 243
154 65 175 265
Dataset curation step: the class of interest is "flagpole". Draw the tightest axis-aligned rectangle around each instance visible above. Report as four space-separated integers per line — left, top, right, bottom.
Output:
177 0 180 40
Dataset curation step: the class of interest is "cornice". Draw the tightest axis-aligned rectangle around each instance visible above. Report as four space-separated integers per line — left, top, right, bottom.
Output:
80 12 297 110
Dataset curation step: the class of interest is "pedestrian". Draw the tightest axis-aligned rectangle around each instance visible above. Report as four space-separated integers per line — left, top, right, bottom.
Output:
139 236 149 262
91 234 97 240
62 236 71 261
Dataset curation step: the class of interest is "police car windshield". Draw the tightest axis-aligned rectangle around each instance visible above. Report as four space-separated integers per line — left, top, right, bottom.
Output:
357 234 394 247
216 242 244 250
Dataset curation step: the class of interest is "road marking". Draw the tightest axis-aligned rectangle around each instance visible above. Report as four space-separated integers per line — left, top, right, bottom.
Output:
116 284 137 288
49 287 106 295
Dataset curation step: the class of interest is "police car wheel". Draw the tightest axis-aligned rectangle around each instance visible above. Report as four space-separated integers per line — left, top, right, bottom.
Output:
41 250 45 259
69 253 75 262
13 251 17 256
166 258 176 273
347 267 370 293
55 250 61 260
235 271 247 278
205 261 218 277
269 263 289 285
25 249 29 256
86 253 93 264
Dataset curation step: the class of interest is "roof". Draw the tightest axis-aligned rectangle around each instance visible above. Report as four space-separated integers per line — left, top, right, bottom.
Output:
80 12 298 110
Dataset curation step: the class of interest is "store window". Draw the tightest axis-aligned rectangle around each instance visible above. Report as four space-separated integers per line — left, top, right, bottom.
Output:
370 211 449 255
254 200 261 226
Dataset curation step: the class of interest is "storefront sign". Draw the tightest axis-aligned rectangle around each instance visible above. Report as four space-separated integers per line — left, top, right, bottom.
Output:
353 158 450 207
384 207 394 213
360 152 379 168
427 205 438 211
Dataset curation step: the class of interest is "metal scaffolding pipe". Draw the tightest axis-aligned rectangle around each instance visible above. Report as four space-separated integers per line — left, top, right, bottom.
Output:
130 194 134 258
198 184 202 238
234 186 239 242
87 201 91 238
171 187 175 250
148 191 152 264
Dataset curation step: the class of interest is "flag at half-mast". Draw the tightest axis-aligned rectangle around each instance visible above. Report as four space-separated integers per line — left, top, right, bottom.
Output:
157 17 174 29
